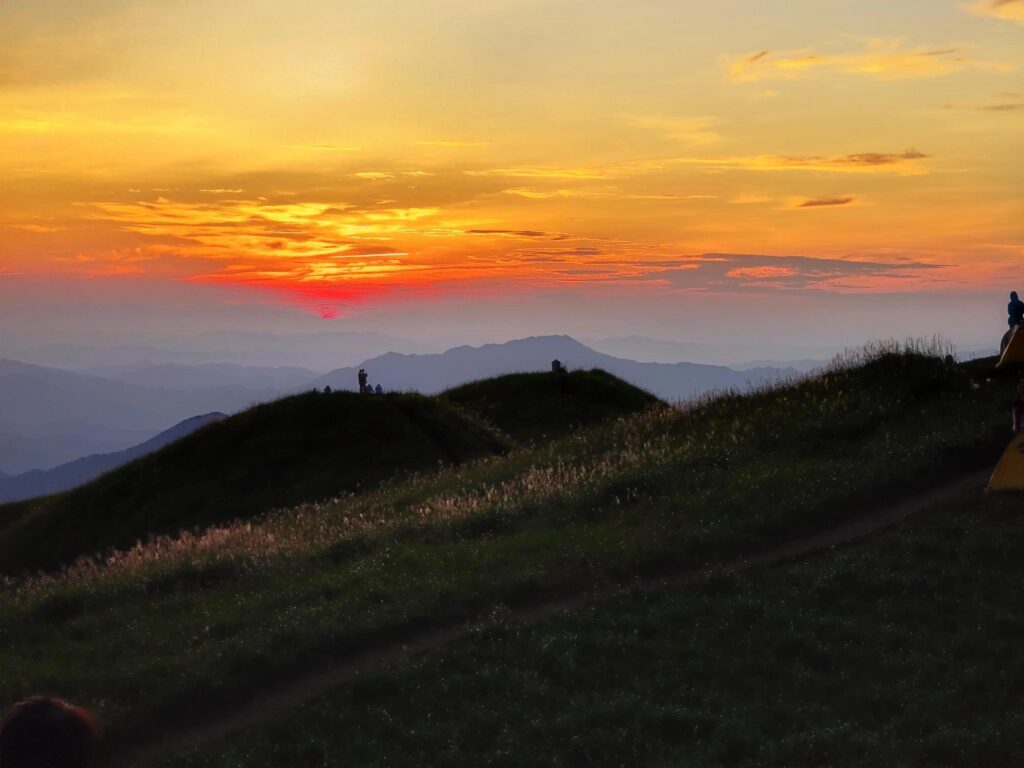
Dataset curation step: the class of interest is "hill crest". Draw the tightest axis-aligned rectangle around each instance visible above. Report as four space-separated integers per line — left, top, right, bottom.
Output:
314 335 794 400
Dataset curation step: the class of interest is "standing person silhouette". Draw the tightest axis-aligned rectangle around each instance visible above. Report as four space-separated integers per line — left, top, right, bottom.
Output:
1002 292 1024 354
0 697 100 768
358 368 368 394
1009 291 1024 329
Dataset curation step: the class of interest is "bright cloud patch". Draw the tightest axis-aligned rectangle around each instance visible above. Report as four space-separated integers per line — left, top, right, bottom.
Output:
670 152 928 175
726 266 798 278
966 0 1024 25
797 196 855 208
729 39 1007 81
656 253 943 292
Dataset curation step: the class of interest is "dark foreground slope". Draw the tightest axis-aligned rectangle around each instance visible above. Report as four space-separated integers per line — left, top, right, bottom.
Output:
0 391 509 574
443 369 660 442
174 480 1024 768
1 349 1019 764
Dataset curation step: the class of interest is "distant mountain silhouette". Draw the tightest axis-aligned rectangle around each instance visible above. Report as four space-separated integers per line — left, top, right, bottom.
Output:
0 412 226 503
730 358 827 373
313 336 797 401
0 392 508 574
582 335 838 367
0 359 285 472
0 418 157 476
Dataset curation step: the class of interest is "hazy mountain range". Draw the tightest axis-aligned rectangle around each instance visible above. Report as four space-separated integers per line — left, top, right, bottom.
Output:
0 335 799 478
314 335 798 401
2 331 427 372
79 362 320 393
0 413 225 503
581 336 833 370
0 360 297 472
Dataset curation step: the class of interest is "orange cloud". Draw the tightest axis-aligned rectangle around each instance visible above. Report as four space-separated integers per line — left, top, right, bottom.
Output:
729 39 1009 81
669 151 928 175
797 196 855 208
465 229 569 239
501 187 716 201
726 266 798 279
79 197 459 279
415 140 490 147
966 0 1024 25
465 166 612 180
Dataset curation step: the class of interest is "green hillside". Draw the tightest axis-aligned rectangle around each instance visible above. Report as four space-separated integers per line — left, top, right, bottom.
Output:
0 346 1021 765
0 391 510 575
443 369 660 442
166 480 1024 768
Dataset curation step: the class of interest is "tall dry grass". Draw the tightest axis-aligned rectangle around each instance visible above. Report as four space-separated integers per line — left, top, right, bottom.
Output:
1 337 959 604
2 406 683 603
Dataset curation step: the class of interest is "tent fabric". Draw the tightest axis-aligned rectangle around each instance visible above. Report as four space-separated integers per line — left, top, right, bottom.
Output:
996 326 1024 369
988 432 1024 491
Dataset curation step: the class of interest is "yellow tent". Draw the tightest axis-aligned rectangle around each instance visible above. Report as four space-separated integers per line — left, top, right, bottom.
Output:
989 432 1024 491
996 326 1024 369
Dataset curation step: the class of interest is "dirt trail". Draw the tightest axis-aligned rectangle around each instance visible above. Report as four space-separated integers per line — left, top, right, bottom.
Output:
106 469 989 768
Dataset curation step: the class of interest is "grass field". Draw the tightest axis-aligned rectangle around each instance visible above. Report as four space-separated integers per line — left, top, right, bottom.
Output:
163 486 1024 768
0 370 658 576
0 346 1019 762
0 391 510 574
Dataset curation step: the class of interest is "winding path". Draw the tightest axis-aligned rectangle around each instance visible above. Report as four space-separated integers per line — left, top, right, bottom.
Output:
106 469 989 768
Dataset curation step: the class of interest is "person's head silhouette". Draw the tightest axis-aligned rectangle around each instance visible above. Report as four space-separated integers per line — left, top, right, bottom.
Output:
1013 291 1019 303
0 697 99 768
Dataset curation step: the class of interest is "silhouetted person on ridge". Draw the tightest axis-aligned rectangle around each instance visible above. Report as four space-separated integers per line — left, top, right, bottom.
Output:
1001 293 1024 353
375 384 383 395
1009 292 1024 328
0 697 100 768
358 368 368 394
551 359 568 394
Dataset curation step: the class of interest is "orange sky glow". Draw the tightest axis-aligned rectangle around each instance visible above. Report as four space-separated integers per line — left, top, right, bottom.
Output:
1 0 1022 326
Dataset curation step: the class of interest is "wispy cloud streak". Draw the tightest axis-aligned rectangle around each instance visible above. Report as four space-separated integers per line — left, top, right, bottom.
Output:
965 0 1024 25
729 39 1009 81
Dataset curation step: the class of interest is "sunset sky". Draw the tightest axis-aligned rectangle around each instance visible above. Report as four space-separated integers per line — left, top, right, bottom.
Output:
2 0 1022 355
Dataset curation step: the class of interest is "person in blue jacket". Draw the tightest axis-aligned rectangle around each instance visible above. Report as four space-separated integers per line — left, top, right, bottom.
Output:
1009 291 1024 328
1001 292 1024 354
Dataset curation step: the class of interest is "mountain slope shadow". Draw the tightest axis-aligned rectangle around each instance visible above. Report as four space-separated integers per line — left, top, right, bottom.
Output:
0 391 509 575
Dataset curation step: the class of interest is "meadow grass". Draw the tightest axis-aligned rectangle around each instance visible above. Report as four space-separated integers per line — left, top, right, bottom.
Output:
161 484 1024 768
0 370 658 576
0 390 512 575
0 350 1016 753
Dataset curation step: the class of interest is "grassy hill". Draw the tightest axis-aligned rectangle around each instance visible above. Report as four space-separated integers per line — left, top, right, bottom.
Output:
0 346 1021 765
0 390 510 574
0 371 659 576
443 368 660 442
164 478 1024 768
